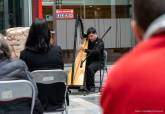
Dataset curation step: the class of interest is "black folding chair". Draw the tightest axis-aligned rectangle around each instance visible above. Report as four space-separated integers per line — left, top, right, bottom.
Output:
95 50 108 91
31 69 68 114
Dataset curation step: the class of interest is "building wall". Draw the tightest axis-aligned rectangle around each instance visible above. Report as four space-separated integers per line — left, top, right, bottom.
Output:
0 0 32 32
41 0 135 63
57 19 135 49
42 0 135 49
32 0 43 21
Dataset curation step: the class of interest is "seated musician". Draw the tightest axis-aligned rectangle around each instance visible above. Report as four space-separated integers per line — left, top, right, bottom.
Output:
80 27 104 92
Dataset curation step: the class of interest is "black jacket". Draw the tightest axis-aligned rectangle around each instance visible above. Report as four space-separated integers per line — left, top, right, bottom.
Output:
0 58 43 114
85 38 104 65
20 46 64 72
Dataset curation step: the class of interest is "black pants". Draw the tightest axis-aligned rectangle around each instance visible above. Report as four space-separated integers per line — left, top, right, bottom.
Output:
85 62 102 90
0 98 43 114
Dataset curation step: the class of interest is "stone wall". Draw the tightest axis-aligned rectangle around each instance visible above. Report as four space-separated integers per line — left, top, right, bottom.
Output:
6 27 29 58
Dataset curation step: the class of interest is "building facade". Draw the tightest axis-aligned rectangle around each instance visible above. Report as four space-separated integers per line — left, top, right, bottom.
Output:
0 0 135 63
0 0 32 32
42 0 135 63
42 0 135 49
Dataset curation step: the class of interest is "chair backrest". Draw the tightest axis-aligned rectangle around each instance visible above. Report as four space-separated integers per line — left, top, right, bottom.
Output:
31 69 67 112
0 80 35 114
31 69 67 84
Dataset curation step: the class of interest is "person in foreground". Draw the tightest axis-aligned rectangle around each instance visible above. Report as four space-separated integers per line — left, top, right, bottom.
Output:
0 34 43 114
20 18 65 111
20 18 64 72
101 0 165 114
80 27 104 92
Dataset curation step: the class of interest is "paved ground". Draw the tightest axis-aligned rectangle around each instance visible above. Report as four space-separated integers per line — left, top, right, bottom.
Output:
44 93 102 114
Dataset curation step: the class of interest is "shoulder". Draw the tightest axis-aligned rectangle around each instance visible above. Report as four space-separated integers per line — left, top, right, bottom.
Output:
0 59 29 76
51 45 62 52
97 38 103 42
96 38 104 44
1 58 26 67
20 49 31 58
10 59 28 70
20 49 29 54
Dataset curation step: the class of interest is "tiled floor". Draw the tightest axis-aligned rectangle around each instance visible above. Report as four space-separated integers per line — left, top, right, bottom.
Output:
45 92 102 114
69 93 102 114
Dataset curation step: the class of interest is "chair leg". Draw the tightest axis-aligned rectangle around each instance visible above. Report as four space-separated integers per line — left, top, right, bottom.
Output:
66 91 70 106
65 109 68 114
101 68 106 85
65 102 68 114
99 69 102 91
99 67 108 91
105 67 108 73
103 67 108 79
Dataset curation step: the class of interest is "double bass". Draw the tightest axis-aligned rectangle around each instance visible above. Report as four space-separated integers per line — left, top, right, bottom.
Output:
67 15 87 87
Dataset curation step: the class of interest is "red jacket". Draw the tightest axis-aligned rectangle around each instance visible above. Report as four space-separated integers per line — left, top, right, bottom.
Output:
101 34 165 114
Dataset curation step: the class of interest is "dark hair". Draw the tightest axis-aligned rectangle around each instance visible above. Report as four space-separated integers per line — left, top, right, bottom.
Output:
25 18 51 53
0 34 11 59
134 0 165 32
86 27 97 36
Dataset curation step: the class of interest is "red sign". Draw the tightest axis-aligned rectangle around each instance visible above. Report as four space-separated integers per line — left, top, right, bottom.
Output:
56 9 74 19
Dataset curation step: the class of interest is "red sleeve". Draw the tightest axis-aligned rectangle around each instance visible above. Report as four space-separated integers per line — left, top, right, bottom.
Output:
100 71 113 114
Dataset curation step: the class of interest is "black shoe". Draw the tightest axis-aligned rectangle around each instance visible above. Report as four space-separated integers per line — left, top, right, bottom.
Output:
78 88 89 92
89 87 95 92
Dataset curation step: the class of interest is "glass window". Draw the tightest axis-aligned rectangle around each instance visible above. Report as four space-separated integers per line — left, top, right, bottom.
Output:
0 0 4 32
42 0 132 30
8 0 23 27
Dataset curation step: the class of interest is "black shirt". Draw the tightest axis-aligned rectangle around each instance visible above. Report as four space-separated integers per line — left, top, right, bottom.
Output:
20 46 64 72
85 38 104 65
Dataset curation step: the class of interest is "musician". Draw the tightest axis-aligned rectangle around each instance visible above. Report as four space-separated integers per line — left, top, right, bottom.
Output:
80 27 104 92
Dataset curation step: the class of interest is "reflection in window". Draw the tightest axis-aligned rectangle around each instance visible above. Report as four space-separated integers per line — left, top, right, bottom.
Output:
43 5 130 19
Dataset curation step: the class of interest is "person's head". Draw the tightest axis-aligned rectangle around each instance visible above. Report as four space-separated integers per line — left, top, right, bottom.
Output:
86 27 97 42
0 34 11 59
132 0 165 40
25 18 51 53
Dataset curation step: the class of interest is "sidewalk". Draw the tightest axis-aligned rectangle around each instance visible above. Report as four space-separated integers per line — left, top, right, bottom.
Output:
45 93 102 114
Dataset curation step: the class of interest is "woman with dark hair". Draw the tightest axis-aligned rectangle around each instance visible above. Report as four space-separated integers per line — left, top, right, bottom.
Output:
0 34 43 114
20 19 65 111
20 18 64 72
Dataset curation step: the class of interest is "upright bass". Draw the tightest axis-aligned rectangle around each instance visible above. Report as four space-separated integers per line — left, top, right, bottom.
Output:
67 15 88 87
